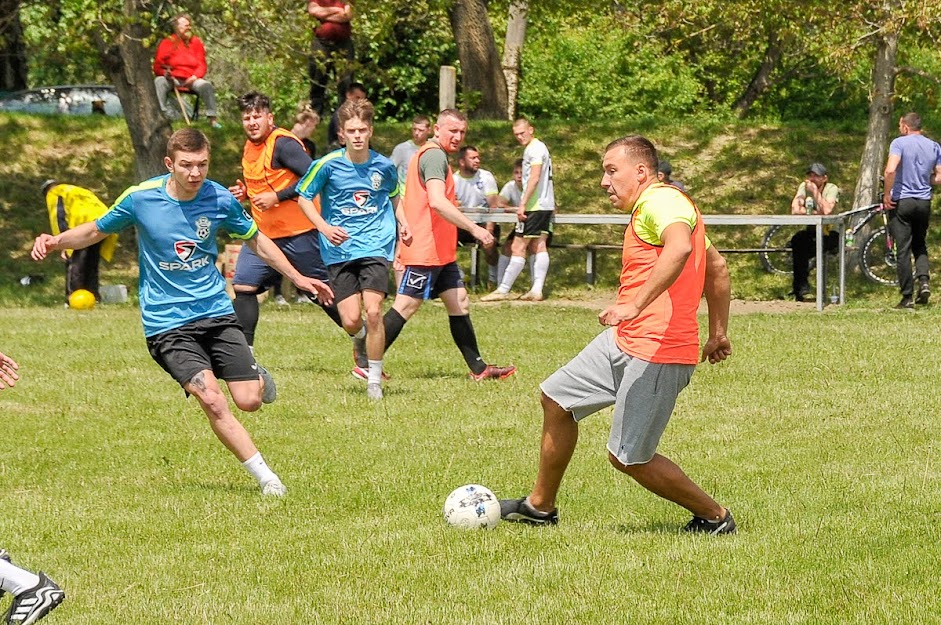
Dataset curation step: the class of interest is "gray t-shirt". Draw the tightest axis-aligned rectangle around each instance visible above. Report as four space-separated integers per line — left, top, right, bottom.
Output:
455 169 498 208
500 180 522 207
418 143 450 184
391 140 420 185
889 133 941 200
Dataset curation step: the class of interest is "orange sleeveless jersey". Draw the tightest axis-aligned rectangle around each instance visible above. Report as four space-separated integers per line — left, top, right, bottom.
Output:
242 127 318 239
615 186 706 365
396 141 457 266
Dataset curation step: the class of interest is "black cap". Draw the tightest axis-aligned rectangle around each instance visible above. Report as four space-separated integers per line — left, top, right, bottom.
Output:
806 163 827 176
657 160 672 175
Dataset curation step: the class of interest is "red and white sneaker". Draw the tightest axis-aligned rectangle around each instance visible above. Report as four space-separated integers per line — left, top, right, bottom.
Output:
351 366 391 382
469 364 517 381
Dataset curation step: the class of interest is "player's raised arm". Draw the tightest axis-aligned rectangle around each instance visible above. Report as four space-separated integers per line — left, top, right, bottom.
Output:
0 350 20 390
32 221 108 261
243 231 334 305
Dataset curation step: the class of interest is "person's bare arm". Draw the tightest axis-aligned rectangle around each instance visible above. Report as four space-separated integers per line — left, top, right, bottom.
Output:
244 232 334 304
32 222 108 261
517 162 541 221
701 245 732 364
298 196 348 246
426 178 493 247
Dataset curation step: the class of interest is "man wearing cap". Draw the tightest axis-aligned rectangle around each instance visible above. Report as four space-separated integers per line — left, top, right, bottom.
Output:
657 160 686 192
41 180 119 304
789 163 839 302
883 111 941 308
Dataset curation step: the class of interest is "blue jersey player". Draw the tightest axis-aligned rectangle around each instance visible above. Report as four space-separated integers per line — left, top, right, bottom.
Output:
297 99 411 400
31 128 333 497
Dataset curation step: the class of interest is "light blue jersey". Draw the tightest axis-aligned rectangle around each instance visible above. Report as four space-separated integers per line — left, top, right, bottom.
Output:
296 148 399 265
889 133 941 201
96 175 257 337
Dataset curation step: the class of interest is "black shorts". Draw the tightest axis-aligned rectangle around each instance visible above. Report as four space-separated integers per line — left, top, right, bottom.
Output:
146 315 258 387
515 210 554 238
397 262 464 300
328 256 391 303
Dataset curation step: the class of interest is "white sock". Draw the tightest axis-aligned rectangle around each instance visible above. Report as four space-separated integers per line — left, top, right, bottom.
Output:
352 326 366 340
487 263 498 284
531 252 550 294
241 451 279 486
497 256 526 293
0 559 40 596
367 359 383 385
497 255 510 285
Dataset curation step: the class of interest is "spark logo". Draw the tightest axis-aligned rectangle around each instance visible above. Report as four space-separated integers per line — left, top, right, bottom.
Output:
353 191 370 208
159 240 211 271
175 241 197 261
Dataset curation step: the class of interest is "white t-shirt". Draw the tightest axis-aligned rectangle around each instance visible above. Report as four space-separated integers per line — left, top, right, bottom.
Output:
522 138 555 211
500 180 522 207
454 169 499 209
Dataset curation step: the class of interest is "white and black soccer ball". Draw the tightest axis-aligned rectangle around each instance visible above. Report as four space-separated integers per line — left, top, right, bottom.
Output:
443 484 501 530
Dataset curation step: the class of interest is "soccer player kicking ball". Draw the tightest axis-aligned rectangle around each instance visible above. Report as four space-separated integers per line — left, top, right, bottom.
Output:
31 128 333 497
296 99 410 400
500 135 736 534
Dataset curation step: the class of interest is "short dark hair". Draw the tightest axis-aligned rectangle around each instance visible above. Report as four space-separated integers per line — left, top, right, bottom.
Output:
346 82 367 96
458 145 478 160
902 112 922 131
513 158 523 169
437 108 467 124
412 115 430 126
237 91 271 114
604 135 658 171
167 127 210 159
337 99 375 128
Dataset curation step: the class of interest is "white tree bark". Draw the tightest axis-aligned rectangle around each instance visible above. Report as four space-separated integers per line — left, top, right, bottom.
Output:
501 0 528 120
853 30 898 209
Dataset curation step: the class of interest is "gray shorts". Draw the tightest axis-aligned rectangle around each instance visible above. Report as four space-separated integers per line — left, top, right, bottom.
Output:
540 328 695 465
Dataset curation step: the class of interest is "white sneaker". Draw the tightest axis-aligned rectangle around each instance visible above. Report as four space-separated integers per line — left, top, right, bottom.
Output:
519 291 545 301
274 294 289 306
480 290 512 302
366 383 383 400
261 480 287 497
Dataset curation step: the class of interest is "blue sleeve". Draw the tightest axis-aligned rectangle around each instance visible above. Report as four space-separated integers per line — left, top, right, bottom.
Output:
222 193 258 240
95 196 136 234
889 137 902 157
296 158 328 200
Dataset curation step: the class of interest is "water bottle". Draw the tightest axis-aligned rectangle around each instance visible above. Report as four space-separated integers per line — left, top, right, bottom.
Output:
805 196 816 214
845 230 855 247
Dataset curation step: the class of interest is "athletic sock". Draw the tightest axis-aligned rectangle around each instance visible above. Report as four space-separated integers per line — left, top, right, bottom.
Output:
531 251 550 294
0 559 40 596
353 326 366 340
449 315 486 375
497 256 525 293
241 451 279 486
232 291 260 345
367 359 383 385
383 308 408 351
488 263 498 285
497 254 510 285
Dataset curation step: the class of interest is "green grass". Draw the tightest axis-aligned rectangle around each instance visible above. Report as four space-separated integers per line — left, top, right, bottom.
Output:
2 301 941 624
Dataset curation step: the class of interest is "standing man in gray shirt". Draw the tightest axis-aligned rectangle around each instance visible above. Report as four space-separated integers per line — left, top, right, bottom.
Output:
883 112 941 308
390 115 431 188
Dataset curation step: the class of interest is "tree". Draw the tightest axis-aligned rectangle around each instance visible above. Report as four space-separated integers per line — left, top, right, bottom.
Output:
0 0 28 92
448 0 507 118
501 0 527 120
853 30 898 209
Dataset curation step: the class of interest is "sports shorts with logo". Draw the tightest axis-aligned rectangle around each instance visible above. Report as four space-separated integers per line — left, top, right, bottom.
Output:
515 210 554 238
398 262 464 300
146 314 259 387
327 256 391 302
232 231 328 293
540 328 695 465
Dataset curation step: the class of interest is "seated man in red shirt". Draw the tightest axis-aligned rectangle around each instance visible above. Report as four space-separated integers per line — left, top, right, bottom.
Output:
153 14 220 128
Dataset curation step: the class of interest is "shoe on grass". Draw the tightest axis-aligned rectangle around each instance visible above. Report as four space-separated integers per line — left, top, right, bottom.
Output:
257 364 277 404
683 509 736 535
351 366 391 382
499 497 559 526
895 297 914 310
469 364 517 381
366 383 383 401
260 480 286 497
480 291 512 302
4 571 65 625
917 281 931 305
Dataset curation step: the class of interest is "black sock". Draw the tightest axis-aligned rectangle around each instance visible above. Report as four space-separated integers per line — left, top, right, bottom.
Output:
383 308 407 351
449 314 486 375
232 291 259 345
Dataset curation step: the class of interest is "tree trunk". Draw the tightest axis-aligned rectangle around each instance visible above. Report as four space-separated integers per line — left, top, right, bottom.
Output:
732 32 783 118
501 0 528 121
0 0 28 92
853 31 898 209
448 0 507 119
95 0 172 180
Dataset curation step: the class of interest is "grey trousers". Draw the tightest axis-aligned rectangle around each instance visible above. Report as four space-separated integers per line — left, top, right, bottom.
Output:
154 76 218 118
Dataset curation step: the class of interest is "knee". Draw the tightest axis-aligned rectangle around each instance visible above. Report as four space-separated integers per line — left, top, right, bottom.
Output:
364 305 382 326
194 385 232 420
608 452 646 477
231 386 263 412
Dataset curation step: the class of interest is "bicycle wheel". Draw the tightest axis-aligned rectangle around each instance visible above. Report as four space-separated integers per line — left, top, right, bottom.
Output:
759 224 798 275
860 226 899 286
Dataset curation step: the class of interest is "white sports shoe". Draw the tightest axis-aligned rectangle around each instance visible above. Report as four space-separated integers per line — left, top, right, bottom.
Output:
260 480 287 497
366 383 383 401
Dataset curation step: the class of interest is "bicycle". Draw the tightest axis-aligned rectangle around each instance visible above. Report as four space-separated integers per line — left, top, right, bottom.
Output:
758 202 898 286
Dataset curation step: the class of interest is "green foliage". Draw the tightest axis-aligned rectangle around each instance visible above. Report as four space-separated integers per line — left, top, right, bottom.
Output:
518 14 703 120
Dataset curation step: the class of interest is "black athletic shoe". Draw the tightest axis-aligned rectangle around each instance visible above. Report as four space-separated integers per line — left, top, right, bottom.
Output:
683 509 736 535
917 281 931 305
4 571 65 625
499 497 559 525
895 297 915 310
0 550 9 600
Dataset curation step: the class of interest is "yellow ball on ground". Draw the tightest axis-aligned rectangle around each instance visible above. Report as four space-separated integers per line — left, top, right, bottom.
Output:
68 289 96 310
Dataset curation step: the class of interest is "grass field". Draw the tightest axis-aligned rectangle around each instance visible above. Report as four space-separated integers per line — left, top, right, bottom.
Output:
2 300 940 624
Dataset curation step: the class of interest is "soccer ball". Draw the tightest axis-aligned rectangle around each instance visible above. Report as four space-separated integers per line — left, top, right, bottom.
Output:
443 484 501 530
68 289 96 310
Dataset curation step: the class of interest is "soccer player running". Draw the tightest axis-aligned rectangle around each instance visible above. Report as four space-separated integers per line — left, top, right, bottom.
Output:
383 109 516 381
296 99 411 400
32 128 333 497
500 135 736 534
228 91 357 367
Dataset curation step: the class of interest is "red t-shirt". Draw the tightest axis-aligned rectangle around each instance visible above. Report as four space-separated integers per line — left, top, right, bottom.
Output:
311 0 352 41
